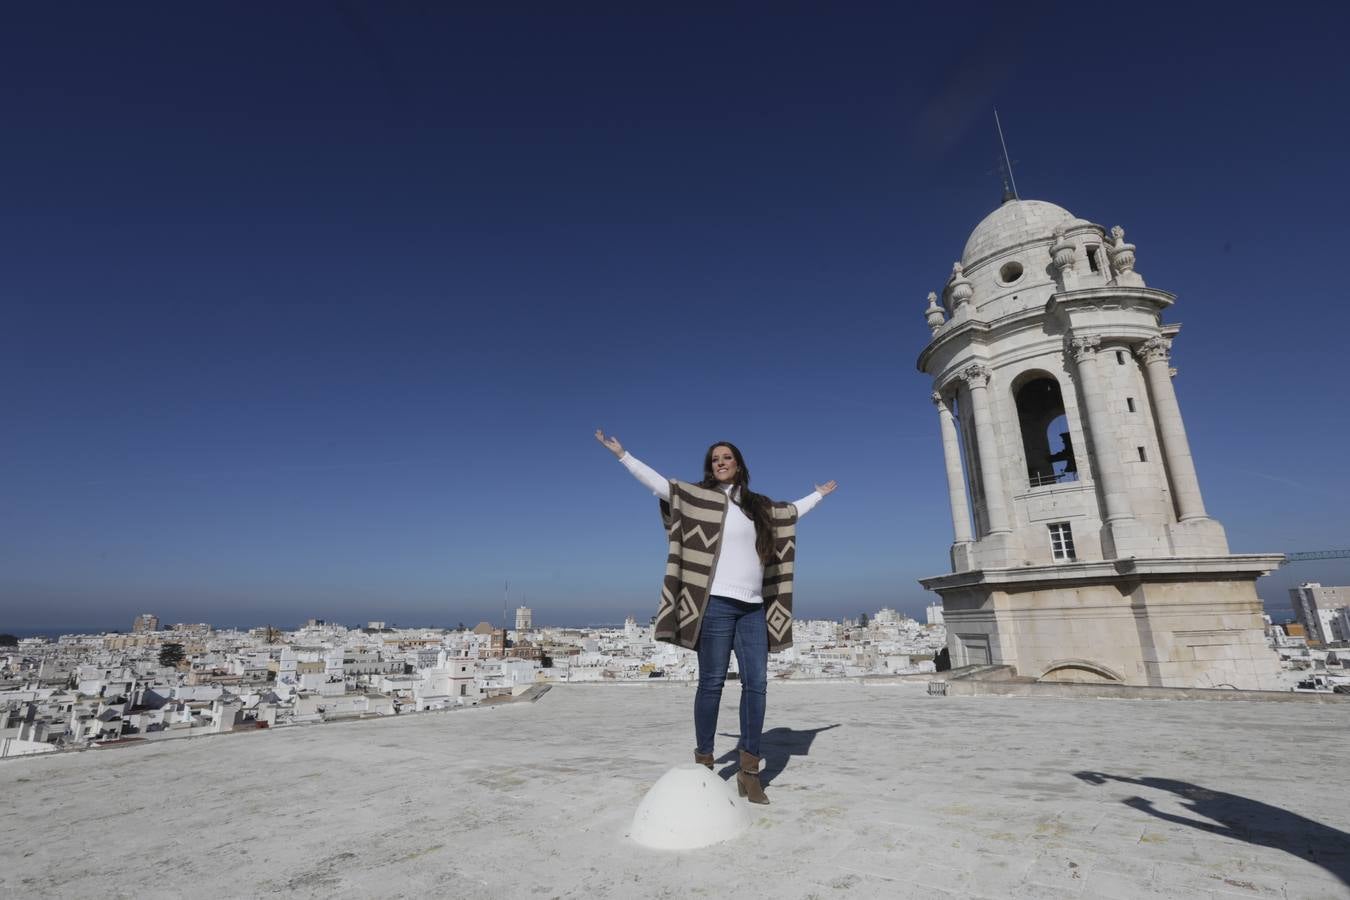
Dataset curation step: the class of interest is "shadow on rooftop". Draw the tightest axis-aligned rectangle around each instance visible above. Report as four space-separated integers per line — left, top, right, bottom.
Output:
717 724 841 785
1074 771 1350 888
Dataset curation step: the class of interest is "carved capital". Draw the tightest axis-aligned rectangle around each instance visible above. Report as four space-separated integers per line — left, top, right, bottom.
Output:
931 390 945 407
1070 334 1102 362
1136 336 1172 364
957 363 991 389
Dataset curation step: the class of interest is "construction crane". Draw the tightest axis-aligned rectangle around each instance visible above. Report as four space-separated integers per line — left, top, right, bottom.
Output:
1283 549 1350 564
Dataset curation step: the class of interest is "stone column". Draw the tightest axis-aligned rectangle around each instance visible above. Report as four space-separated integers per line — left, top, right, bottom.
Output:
932 390 974 544
1070 335 1134 528
957 364 1011 535
1137 336 1207 521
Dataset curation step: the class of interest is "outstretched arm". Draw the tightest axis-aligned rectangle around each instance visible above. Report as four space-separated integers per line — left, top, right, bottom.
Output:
793 480 837 518
595 429 670 500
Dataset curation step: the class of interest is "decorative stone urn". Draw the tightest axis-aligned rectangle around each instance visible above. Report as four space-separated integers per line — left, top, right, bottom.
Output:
1049 227 1079 290
1109 224 1140 285
924 291 946 334
948 261 974 313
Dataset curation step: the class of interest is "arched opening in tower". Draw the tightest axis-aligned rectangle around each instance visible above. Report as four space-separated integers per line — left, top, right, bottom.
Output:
1015 377 1077 487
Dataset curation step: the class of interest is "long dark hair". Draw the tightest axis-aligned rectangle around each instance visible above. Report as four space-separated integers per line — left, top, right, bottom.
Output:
698 441 775 564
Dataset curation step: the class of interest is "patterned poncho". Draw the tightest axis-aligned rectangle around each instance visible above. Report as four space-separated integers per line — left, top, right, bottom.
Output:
654 480 798 652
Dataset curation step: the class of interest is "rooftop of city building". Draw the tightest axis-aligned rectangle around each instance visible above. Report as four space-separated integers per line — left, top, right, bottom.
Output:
4 682 1348 899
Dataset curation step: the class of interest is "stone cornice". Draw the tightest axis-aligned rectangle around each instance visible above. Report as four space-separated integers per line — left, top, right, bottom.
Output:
916 318 990 373
917 305 1060 374
917 288 1182 375
1045 285 1175 317
919 554 1287 591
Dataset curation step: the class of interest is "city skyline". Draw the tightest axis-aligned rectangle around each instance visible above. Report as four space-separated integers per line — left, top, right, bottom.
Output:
6 601 939 640
5 5 1349 631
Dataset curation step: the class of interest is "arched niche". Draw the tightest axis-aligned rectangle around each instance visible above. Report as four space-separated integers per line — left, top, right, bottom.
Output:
1012 372 1077 487
1038 659 1124 684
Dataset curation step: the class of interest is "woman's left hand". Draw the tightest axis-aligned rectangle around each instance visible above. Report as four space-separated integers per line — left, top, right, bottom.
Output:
815 480 838 496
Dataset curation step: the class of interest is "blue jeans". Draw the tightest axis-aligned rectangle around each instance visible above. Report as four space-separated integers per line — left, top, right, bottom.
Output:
695 595 768 757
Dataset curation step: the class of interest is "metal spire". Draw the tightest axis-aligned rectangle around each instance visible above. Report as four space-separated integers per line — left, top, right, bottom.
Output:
995 109 1019 203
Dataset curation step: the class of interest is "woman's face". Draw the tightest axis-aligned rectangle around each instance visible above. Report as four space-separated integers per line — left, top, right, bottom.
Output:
710 445 739 484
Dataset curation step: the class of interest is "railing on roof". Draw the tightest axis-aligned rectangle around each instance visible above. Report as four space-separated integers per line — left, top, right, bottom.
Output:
1028 470 1079 488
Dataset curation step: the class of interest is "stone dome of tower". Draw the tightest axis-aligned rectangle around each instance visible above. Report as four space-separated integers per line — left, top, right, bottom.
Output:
961 199 1080 266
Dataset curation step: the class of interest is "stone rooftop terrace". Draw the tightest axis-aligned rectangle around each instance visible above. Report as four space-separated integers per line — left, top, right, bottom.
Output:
4 682 1349 899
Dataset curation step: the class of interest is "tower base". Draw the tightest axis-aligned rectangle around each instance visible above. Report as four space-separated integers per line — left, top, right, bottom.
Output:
920 555 1285 691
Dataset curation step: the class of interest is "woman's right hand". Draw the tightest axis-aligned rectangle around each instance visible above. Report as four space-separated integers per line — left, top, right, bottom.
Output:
594 429 625 458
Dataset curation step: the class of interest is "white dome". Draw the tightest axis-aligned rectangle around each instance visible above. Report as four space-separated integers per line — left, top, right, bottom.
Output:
629 764 751 849
962 199 1079 265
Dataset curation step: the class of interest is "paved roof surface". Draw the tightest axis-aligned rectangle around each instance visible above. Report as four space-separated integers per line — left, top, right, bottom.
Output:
5 682 1348 899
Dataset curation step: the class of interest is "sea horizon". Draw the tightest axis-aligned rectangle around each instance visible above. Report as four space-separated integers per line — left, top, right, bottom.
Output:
3 620 649 640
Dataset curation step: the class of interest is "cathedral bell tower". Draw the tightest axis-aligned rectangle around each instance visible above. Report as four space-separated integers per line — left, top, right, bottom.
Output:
916 198 1282 690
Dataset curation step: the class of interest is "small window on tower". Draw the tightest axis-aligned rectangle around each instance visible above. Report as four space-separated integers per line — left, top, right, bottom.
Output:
999 261 1024 284
1087 245 1101 273
1137 446 1147 462
1049 522 1077 561
1115 350 1125 365
1127 397 1136 412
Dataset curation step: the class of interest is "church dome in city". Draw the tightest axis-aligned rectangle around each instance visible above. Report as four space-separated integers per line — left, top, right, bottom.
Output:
961 198 1080 265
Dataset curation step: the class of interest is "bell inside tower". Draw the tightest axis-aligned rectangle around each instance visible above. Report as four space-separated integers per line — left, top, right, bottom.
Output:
1015 376 1076 487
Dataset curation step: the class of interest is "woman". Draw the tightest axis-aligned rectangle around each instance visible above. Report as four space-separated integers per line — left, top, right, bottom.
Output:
595 429 836 804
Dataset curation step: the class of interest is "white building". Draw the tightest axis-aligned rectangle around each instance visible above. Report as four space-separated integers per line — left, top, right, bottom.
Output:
925 604 944 626
515 606 533 631
412 649 480 710
321 650 345 697
1289 583 1350 645
916 196 1281 689
478 658 538 693
1334 609 1350 646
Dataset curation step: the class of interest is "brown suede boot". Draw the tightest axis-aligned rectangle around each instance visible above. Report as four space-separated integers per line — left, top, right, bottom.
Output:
694 750 714 770
737 749 769 805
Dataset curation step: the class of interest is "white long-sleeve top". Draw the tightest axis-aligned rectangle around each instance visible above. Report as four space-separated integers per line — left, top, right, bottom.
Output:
620 451 821 605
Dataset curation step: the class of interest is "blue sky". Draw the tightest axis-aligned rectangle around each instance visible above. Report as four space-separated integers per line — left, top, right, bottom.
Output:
3 3 1348 632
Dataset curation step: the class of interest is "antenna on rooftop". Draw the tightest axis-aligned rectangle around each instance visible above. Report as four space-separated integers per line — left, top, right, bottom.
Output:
994 109 1019 203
